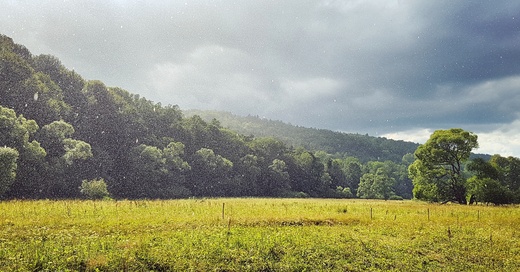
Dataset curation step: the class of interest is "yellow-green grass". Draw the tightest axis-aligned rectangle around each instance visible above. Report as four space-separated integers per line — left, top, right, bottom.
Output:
0 198 518 271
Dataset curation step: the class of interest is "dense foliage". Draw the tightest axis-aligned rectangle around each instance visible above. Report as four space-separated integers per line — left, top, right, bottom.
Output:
409 129 478 204
409 129 520 204
465 155 520 204
79 178 110 200
2 34 514 202
186 110 419 163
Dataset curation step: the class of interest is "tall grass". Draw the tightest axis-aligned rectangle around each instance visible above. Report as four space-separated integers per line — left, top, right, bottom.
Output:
0 198 518 271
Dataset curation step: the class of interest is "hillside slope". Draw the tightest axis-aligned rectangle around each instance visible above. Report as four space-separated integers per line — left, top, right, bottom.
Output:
186 110 419 162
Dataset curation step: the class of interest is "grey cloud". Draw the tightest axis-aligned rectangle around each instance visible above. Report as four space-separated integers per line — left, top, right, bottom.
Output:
2 0 520 152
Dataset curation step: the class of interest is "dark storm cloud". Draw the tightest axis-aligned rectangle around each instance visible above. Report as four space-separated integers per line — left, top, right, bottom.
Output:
2 0 520 155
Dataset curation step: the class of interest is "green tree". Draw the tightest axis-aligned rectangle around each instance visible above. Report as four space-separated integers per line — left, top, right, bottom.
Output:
326 159 347 188
190 148 233 196
124 142 191 198
161 141 192 198
467 158 499 180
357 169 395 200
32 120 93 198
335 186 354 198
37 120 75 157
363 160 412 199
0 106 41 152
263 159 291 195
466 176 513 205
182 115 210 155
77 81 120 148
80 178 110 200
127 145 166 198
490 155 520 194
0 36 33 111
343 160 362 195
0 106 47 198
163 141 191 173
62 139 93 166
409 128 478 204
235 154 262 195
249 137 288 164
20 72 70 125
0 147 19 197
289 149 325 196
466 155 520 204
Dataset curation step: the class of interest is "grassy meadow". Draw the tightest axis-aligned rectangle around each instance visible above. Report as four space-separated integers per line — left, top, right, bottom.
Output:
0 198 519 271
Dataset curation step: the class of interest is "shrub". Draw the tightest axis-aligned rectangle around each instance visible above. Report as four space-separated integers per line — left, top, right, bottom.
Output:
80 178 110 200
335 186 354 198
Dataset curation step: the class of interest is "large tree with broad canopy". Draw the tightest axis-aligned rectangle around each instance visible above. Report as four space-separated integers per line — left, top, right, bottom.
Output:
409 128 478 204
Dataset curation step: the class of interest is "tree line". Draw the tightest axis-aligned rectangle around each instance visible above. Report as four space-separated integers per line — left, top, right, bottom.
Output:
1 34 518 204
186 110 419 163
0 34 413 200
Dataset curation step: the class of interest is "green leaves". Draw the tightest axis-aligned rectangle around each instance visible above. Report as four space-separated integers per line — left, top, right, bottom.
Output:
79 178 110 200
5 34 505 201
0 106 46 161
357 170 395 200
124 142 192 198
466 155 520 204
62 139 92 165
415 128 478 165
409 128 478 204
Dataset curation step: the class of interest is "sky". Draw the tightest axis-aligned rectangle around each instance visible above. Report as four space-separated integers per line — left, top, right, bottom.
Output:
2 0 520 157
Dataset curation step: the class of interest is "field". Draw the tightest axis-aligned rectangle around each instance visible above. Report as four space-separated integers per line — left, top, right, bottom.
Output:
0 198 519 271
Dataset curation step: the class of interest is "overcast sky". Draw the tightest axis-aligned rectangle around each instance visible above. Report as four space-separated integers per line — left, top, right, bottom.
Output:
2 0 520 157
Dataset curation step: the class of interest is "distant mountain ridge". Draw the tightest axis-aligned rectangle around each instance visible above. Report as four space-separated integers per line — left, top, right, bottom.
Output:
185 110 420 162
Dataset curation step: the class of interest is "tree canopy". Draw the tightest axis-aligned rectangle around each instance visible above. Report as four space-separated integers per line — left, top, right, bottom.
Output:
1 34 515 202
409 128 478 204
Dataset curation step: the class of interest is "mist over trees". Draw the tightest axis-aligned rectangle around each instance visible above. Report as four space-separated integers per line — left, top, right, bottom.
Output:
0 34 518 203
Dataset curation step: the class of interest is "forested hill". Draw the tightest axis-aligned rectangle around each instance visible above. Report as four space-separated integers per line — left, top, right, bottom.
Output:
0 34 419 200
186 110 419 163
